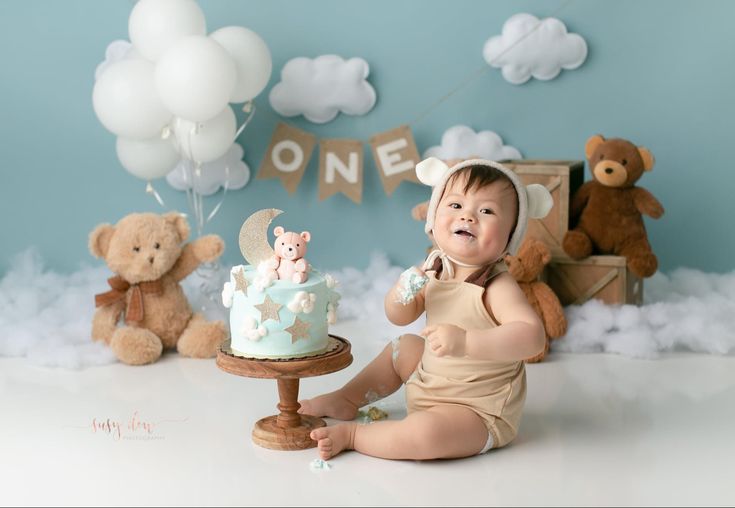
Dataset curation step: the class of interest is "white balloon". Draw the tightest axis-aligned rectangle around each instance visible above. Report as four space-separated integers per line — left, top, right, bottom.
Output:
128 0 206 61
93 59 173 139
155 35 236 122
173 106 236 163
210 26 272 103
116 136 180 180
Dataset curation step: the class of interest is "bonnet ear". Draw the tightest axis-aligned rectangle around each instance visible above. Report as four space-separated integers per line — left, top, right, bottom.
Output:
416 157 451 187
525 184 553 219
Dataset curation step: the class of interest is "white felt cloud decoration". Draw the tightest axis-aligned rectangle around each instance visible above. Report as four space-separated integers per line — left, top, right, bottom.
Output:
269 55 377 123
423 125 522 161
166 143 250 196
95 40 137 81
483 13 587 85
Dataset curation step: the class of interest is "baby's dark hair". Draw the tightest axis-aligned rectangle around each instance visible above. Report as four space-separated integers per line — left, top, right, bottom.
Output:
447 164 518 201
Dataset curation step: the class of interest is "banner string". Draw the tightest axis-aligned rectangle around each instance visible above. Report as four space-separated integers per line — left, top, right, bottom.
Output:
409 0 575 126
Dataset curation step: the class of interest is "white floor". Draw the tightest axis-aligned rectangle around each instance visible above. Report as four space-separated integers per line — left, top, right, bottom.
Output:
2 319 734 507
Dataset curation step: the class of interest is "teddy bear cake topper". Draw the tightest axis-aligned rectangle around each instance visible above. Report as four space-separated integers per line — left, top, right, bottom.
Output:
239 208 284 266
239 208 312 284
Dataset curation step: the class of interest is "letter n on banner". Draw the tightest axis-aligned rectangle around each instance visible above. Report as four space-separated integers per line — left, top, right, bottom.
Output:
257 122 316 194
318 139 363 204
369 125 421 196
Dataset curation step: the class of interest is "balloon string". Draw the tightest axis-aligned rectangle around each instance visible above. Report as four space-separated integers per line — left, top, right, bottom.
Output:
234 102 256 141
145 181 167 208
206 164 230 224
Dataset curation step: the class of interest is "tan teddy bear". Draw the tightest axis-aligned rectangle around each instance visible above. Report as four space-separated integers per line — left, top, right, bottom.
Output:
89 212 228 365
505 237 567 363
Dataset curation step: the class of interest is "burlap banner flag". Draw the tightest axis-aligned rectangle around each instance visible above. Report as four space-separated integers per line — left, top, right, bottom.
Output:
260 122 421 199
257 122 317 194
318 138 363 204
368 124 421 196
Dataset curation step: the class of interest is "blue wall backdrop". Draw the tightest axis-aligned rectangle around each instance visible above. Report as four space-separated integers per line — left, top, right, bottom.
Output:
1 0 733 275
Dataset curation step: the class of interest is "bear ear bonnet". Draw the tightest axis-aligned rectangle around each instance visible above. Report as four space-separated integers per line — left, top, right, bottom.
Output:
415 157 553 256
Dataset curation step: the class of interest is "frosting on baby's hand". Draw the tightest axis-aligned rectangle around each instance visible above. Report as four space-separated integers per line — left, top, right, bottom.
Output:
395 267 429 305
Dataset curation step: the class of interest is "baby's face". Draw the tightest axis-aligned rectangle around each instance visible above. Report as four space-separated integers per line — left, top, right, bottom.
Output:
433 174 518 266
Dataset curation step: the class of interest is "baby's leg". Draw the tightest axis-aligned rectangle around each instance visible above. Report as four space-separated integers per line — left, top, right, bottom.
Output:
311 404 488 460
299 334 424 420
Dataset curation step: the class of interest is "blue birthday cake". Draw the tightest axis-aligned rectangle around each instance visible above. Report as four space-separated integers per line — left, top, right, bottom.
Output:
221 209 340 359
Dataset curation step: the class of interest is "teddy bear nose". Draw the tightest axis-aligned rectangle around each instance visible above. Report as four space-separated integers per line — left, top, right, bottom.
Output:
605 167 614 174
148 256 154 264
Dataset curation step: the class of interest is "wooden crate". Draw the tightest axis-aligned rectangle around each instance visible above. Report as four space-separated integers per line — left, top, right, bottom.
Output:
543 255 643 306
501 160 584 258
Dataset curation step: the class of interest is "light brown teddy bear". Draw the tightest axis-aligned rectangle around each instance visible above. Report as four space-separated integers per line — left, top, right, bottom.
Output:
505 237 567 363
562 135 664 278
89 212 228 365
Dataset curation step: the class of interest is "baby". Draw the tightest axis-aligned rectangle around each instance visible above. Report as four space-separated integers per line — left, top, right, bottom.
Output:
300 157 553 460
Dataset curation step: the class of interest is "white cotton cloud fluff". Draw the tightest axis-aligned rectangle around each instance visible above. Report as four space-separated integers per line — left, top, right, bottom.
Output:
423 125 522 161
0 249 228 369
269 55 377 124
555 268 735 358
166 143 250 196
483 13 588 85
3 249 735 369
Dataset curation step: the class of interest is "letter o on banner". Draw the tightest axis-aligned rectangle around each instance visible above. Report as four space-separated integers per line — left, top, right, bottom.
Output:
272 140 303 173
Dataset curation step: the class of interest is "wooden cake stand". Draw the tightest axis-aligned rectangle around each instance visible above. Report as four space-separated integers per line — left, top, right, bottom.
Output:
216 335 353 451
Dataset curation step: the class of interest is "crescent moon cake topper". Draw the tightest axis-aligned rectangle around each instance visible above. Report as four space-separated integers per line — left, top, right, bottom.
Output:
239 208 284 265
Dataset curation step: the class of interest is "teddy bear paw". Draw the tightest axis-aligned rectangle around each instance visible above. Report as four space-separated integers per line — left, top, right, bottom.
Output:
194 235 225 263
110 327 164 365
177 315 227 358
627 253 658 278
562 230 593 259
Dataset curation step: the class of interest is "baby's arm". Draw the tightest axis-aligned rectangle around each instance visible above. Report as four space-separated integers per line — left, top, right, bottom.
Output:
384 267 427 326
464 273 545 361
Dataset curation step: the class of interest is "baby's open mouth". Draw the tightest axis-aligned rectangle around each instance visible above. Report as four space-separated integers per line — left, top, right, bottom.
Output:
453 228 476 239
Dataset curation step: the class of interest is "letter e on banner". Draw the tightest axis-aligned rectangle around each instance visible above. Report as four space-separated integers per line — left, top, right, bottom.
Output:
258 123 316 194
318 139 363 204
369 125 421 196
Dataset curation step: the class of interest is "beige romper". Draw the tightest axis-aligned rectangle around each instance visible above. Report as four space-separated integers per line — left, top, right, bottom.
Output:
405 261 527 449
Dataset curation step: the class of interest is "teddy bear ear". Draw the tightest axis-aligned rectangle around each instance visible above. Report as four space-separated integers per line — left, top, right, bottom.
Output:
273 226 285 237
163 212 190 242
585 134 606 160
416 157 450 187
301 231 311 243
638 146 655 171
525 184 554 219
89 223 115 259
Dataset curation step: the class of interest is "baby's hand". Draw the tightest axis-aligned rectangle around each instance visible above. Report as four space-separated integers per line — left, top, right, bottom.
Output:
422 324 467 357
394 266 429 305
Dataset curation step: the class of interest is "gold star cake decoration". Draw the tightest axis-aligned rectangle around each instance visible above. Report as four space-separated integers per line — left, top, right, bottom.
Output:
285 317 311 343
233 267 249 295
255 295 282 323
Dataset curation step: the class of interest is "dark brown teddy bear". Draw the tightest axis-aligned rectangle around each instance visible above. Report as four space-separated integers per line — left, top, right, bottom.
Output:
562 135 664 278
505 238 567 363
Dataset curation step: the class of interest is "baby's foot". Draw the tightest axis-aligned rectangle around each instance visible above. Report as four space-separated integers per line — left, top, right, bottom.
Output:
298 391 359 421
311 423 357 460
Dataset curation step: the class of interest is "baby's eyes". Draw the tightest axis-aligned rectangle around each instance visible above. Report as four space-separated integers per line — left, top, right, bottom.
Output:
480 208 494 215
449 203 462 209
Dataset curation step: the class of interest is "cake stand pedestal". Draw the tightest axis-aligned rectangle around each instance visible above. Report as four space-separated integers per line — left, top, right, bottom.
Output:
216 335 353 451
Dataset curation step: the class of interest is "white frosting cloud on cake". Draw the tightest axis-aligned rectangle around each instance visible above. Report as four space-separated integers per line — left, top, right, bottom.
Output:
221 282 234 308
324 273 338 289
241 316 267 341
287 291 317 314
327 302 338 325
